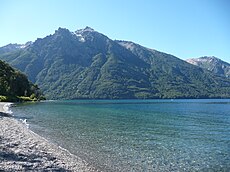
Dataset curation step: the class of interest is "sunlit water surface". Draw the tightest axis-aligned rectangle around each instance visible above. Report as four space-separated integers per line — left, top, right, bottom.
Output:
12 99 230 171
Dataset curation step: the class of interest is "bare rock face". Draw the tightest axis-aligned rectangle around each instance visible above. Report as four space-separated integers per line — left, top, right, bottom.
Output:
186 56 230 78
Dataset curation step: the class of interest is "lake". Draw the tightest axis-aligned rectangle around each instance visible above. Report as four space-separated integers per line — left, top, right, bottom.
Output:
12 99 230 171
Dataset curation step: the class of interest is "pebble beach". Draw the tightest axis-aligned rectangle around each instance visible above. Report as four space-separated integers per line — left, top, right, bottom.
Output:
0 102 98 172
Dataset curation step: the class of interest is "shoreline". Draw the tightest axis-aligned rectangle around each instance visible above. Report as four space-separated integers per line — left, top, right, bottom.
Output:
0 102 13 114
0 102 98 171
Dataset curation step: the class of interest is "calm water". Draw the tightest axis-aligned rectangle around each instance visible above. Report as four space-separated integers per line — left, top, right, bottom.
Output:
12 99 230 171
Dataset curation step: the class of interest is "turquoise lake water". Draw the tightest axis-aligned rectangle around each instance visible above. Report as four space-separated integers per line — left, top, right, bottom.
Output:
12 99 230 171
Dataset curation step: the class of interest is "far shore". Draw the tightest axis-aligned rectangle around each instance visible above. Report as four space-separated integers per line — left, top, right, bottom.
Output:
0 102 98 171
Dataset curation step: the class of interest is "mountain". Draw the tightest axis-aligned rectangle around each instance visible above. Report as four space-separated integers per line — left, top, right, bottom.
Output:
186 56 230 78
0 42 32 54
0 27 230 99
0 60 44 102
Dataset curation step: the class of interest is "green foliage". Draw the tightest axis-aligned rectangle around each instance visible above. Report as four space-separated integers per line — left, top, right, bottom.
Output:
19 96 37 102
0 95 7 102
0 28 230 99
0 60 44 102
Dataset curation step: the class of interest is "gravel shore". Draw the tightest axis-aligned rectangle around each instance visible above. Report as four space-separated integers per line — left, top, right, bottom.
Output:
0 103 98 171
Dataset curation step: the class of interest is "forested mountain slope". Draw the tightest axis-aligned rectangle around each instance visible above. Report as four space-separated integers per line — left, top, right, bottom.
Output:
0 60 43 101
0 27 229 99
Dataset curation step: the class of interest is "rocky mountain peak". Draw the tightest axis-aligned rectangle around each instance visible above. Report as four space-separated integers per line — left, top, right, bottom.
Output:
200 56 220 63
187 56 223 65
83 26 95 32
0 42 33 54
1 27 230 99
75 26 96 36
186 56 230 77
55 27 70 34
74 26 109 43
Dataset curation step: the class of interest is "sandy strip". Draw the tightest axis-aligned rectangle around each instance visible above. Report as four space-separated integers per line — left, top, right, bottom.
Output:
0 103 99 171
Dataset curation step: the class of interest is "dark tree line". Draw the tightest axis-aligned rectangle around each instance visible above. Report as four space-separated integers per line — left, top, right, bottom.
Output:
0 60 44 101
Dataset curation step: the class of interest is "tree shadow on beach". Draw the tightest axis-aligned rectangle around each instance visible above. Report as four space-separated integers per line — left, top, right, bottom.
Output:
0 113 72 171
0 112 12 118
0 148 71 171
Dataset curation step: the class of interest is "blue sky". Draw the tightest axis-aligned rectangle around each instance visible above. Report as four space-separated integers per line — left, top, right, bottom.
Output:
0 0 229 62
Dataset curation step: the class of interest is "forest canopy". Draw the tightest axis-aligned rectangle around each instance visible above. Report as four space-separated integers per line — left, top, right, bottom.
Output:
0 60 44 102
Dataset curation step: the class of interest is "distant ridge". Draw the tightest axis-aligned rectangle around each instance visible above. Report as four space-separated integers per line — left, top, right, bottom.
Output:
0 42 32 54
186 56 230 78
0 27 230 99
